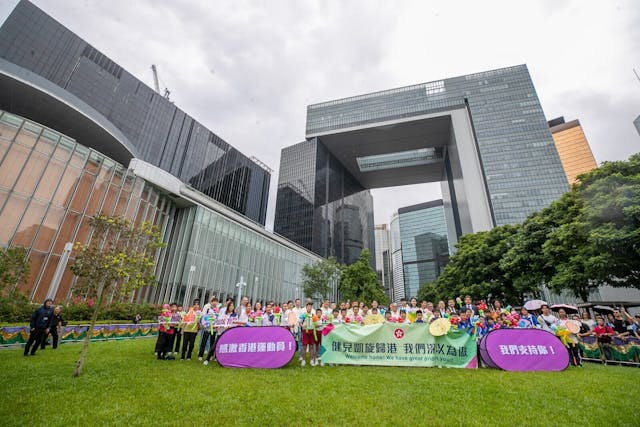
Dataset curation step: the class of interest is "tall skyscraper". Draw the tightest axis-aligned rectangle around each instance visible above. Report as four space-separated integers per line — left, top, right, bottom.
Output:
275 64 569 262
390 214 405 302
396 201 450 299
274 138 375 265
374 224 393 301
0 0 269 224
548 116 597 185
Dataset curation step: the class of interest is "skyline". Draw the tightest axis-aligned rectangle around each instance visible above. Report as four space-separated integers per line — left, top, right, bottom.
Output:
2 0 638 229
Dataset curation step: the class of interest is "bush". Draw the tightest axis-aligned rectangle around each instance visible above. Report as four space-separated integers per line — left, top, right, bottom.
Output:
0 295 160 324
0 292 37 323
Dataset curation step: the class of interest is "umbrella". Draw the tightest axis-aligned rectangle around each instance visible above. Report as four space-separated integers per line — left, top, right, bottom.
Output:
523 299 547 311
593 305 615 313
550 304 578 314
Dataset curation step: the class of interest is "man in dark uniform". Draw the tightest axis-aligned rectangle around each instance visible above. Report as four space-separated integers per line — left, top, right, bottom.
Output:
24 298 53 356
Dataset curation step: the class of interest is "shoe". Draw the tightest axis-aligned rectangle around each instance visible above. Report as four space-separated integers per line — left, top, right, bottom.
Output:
300 359 306 367
180 358 184 362
165 356 175 360
198 357 203 361
203 360 209 366
186 358 191 361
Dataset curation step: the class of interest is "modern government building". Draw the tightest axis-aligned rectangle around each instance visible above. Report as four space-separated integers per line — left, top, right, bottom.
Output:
275 63 570 266
0 0 321 306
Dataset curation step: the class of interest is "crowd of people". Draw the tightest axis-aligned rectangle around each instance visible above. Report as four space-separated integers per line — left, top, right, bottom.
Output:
153 294 640 367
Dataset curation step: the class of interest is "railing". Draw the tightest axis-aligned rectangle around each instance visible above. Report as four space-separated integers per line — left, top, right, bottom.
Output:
0 323 159 347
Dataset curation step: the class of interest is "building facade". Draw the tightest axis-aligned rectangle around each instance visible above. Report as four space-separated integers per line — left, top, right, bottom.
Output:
0 0 269 225
275 64 569 263
548 117 597 185
374 224 393 301
0 109 320 306
397 201 450 299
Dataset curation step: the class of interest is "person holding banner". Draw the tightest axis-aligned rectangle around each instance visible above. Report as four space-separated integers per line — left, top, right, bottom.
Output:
198 297 219 361
299 302 318 366
180 301 201 361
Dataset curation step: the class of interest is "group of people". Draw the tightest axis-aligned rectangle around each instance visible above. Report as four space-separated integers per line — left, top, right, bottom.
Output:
155 294 640 368
23 298 64 357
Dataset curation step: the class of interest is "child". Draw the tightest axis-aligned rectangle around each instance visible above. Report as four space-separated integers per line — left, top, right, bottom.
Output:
299 302 317 366
156 304 174 360
414 310 424 323
399 311 408 324
384 310 393 323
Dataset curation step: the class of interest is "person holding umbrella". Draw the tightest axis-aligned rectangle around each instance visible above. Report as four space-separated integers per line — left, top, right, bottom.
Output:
537 304 558 332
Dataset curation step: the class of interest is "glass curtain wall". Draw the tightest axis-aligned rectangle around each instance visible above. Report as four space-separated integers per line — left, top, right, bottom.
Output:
0 111 173 303
155 205 317 307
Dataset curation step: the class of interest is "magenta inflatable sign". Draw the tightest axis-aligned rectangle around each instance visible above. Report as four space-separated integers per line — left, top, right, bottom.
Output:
479 329 569 371
214 326 296 368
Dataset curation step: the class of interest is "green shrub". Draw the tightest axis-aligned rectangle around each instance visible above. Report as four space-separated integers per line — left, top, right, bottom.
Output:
0 292 36 323
0 296 160 324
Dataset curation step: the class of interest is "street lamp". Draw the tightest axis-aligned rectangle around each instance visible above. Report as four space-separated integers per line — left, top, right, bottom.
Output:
236 276 247 309
183 265 196 307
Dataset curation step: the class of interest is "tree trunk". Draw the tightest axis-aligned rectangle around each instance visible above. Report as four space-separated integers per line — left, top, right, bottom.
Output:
73 289 105 377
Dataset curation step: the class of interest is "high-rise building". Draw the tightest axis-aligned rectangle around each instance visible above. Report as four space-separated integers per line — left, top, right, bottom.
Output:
396 201 450 299
0 0 269 224
390 214 405 302
374 224 393 301
274 138 375 265
0 1 320 305
634 115 640 137
275 64 569 262
548 116 597 185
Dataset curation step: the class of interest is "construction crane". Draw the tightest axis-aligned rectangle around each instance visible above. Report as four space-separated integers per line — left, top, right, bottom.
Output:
151 64 171 100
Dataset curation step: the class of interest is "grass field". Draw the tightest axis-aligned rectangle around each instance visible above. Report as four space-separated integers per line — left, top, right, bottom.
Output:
0 338 638 426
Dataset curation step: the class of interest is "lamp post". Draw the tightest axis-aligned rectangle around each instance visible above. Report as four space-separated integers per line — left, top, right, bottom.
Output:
236 276 247 310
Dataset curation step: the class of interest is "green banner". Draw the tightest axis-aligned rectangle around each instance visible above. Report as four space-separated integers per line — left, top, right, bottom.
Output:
321 323 477 368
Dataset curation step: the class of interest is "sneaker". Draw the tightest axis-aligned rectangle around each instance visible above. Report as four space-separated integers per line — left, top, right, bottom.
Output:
165 356 175 360
198 357 203 361
186 358 191 361
203 360 209 366
180 358 184 362
300 359 306 367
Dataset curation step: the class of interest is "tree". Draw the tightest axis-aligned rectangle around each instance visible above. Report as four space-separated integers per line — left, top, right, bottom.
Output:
432 224 536 305
0 246 30 294
339 250 388 304
503 152 640 301
69 214 165 377
301 256 341 300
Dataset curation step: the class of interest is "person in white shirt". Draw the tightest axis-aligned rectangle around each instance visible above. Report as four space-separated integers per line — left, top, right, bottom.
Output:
538 304 559 332
321 299 332 317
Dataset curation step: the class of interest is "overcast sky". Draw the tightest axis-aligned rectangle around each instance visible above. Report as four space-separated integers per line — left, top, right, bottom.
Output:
1 0 639 230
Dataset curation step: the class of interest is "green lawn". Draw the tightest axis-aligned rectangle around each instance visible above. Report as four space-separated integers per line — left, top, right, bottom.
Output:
0 338 638 426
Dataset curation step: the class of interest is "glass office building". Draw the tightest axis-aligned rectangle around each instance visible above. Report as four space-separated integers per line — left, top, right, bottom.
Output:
0 110 319 305
276 64 569 264
0 0 269 224
274 138 375 265
397 201 450 299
